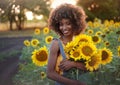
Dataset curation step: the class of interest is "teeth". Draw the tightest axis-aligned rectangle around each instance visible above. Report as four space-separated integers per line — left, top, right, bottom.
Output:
63 31 69 33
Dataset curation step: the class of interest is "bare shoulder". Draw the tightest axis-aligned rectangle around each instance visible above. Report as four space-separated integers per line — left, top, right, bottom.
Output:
50 39 59 51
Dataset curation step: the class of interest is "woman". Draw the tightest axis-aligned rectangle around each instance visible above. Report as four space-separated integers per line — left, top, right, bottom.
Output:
47 3 87 85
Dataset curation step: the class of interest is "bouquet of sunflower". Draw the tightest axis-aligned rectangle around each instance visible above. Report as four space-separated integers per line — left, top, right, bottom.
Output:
64 34 113 82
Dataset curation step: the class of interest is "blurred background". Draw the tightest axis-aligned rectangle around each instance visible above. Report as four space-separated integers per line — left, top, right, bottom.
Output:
0 0 120 31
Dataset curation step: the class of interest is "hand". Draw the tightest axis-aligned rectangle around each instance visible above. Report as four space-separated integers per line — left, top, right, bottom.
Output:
58 59 74 71
75 62 87 71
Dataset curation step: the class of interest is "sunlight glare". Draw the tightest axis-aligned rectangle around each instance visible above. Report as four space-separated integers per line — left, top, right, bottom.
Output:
25 11 33 20
51 0 77 8
35 15 43 20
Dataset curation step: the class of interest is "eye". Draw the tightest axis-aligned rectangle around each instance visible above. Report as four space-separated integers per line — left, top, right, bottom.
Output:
59 22 63 26
66 22 71 25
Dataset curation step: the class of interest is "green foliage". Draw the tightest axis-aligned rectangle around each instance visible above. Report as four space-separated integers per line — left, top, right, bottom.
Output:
14 63 54 85
79 56 120 85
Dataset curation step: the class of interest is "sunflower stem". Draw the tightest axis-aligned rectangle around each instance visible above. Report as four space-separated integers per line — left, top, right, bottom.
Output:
76 68 79 80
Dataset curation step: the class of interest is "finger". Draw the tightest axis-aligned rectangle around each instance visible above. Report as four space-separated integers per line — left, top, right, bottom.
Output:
59 64 67 71
60 59 67 63
58 64 64 69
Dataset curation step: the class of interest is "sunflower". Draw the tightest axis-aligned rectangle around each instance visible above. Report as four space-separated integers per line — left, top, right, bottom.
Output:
64 40 77 55
43 27 49 35
31 39 40 47
101 34 106 38
69 47 82 61
40 71 46 79
116 31 120 34
34 28 40 35
117 46 120 56
32 46 48 66
85 51 101 71
80 42 97 60
93 22 100 28
87 29 94 34
23 40 30 46
118 37 120 42
92 35 101 44
74 34 93 44
104 41 110 46
95 31 102 36
100 48 113 65
45 36 53 44
87 21 93 27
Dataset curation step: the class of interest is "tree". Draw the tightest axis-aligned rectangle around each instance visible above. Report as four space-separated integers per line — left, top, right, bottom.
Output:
77 0 120 21
18 0 51 22
0 0 51 30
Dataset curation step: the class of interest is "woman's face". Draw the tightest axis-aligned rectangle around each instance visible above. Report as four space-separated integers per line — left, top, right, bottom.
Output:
59 19 73 37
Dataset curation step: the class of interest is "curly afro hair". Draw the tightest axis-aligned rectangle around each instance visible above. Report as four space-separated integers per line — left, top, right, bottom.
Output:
48 3 87 36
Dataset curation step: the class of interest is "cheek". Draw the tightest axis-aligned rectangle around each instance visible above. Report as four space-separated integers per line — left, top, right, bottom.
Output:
59 27 62 31
69 25 73 31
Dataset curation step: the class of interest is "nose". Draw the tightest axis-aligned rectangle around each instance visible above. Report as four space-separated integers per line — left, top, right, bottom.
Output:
62 24 67 30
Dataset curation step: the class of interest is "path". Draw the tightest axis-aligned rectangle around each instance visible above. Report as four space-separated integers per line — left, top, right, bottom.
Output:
0 37 31 85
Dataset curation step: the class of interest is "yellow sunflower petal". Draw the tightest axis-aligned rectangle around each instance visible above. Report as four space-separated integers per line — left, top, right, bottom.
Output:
74 34 93 44
64 40 77 54
117 46 120 57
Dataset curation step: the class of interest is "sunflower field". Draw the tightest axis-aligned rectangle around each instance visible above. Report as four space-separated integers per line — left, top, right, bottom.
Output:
13 18 120 85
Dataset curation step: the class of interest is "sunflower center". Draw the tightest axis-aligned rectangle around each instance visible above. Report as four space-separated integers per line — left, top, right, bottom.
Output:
101 35 106 38
73 52 80 58
80 39 88 42
116 31 120 34
41 72 45 76
92 36 98 42
89 30 93 33
102 51 108 60
33 41 37 45
47 38 52 42
118 51 120 55
82 46 93 56
88 58 96 66
106 42 110 46
36 51 48 61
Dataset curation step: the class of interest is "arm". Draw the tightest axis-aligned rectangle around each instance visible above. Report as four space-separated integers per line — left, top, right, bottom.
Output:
46 40 84 85
59 59 86 71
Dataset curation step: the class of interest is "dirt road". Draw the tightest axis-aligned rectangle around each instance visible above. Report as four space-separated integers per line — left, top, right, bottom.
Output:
0 37 31 85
